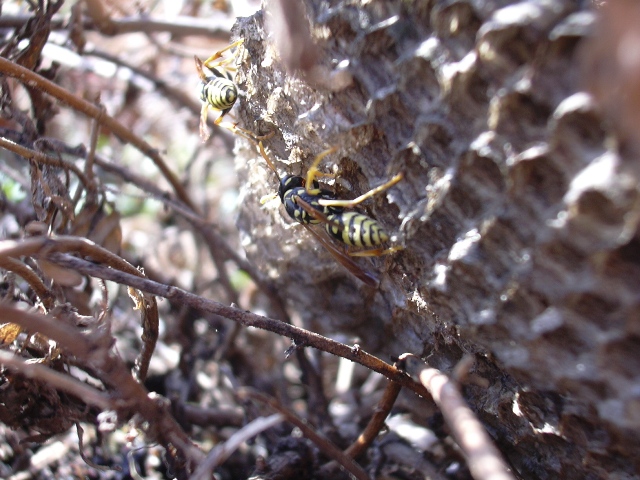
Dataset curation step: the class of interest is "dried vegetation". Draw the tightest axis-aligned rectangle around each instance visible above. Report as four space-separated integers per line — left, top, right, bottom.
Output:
0 1 639 480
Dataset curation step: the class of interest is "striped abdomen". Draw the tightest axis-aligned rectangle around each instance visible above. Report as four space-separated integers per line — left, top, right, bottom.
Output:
325 211 389 247
200 77 237 112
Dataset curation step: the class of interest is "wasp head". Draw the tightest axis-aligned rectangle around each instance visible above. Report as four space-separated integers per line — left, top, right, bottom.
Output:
278 175 304 202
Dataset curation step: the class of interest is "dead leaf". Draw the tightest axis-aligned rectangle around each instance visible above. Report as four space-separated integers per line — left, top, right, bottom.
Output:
37 259 83 287
0 323 23 344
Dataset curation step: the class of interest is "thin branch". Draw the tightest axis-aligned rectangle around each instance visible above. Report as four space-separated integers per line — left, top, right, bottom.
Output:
0 349 111 410
239 389 371 480
345 380 402 459
0 235 142 277
178 404 244 428
0 304 94 358
47 252 429 399
318 379 402 477
0 303 205 466
0 15 231 39
0 56 198 213
0 256 55 310
82 102 103 198
96 150 284 319
0 136 90 189
399 354 515 480
129 288 159 384
189 413 284 480
76 424 111 471
92 154 290 321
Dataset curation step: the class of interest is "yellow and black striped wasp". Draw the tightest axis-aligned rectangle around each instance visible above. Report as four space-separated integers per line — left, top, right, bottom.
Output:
195 39 262 142
258 142 403 287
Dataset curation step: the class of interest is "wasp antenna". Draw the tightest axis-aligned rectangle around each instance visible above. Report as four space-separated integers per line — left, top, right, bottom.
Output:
194 56 207 80
306 146 338 189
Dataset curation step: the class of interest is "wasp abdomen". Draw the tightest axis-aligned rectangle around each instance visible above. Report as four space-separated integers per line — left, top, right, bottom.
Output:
325 211 389 247
200 76 237 112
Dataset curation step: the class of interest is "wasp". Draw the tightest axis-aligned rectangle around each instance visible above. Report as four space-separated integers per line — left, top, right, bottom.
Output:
258 142 403 287
195 39 267 143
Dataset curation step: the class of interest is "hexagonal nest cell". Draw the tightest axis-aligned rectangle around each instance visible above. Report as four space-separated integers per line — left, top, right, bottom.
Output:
233 1 640 478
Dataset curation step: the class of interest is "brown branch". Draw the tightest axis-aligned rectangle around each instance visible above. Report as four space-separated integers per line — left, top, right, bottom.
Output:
0 136 90 190
0 256 55 310
91 16 231 38
0 304 93 358
32 146 286 321
129 288 159 384
239 389 371 480
92 154 290 321
0 56 198 213
178 404 244 428
76 424 111 471
265 0 319 73
47 252 429 398
0 236 159 383
318 379 402 477
82 103 102 198
399 354 515 480
345 380 402 459
0 235 142 277
189 413 284 480
0 349 111 410
0 302 205 467
0 13 231 38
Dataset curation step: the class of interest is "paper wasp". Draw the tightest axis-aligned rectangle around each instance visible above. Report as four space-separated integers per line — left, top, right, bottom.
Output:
258 142 403 287
195 39 266 143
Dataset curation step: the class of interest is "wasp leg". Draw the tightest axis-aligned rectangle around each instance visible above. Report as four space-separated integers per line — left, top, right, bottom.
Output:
195 40 243 81
202 39 244 69
205 58 238 73
215 118 274 143
257 141 280 177
201 105 273 143
349 245 405 257
313 171 337 180
318 173 403 208
305 146 338 191
257 141 282 202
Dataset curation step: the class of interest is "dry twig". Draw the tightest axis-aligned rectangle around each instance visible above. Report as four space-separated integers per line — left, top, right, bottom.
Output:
46 251 430 399
0 14 232 38
0 56 197 212
344 380 402 460
239 389 371 480
0 303 205 467
399 354 515 480
189 413 284 480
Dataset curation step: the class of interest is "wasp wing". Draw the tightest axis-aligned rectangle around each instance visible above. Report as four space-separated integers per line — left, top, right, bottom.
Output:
295 196 379 288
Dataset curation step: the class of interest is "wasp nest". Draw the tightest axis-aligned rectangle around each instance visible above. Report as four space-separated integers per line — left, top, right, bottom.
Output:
235 2 640 478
